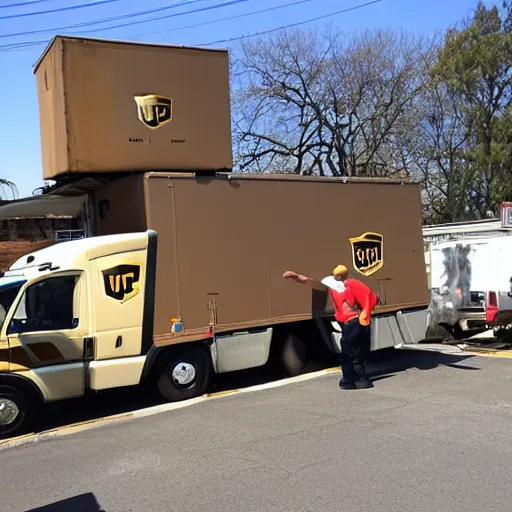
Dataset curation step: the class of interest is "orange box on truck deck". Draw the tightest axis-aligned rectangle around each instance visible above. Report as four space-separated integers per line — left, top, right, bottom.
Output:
90 173 430 347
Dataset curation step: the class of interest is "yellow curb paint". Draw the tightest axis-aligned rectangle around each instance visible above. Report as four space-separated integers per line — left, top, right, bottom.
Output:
0 432 34 445
43 416 111 434
207 389 240 398
466 349 512 359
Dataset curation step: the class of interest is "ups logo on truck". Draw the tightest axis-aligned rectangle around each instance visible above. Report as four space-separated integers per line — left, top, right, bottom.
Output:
102 264 141 304
349 232 384 277
134 94 172 130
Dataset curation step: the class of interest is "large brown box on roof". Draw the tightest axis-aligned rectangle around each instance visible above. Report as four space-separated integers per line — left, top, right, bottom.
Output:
34 36 232 180
93 173 430 345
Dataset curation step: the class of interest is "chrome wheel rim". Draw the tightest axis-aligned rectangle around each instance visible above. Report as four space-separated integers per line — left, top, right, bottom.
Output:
171 362 196 386
0 398 20 426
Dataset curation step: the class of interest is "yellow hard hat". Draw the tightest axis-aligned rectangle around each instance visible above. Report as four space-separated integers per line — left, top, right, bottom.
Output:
333 264 348 277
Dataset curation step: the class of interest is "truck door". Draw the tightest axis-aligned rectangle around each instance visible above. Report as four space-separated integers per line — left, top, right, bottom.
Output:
88 248 147 361
5 271 88 401
83 247 148 391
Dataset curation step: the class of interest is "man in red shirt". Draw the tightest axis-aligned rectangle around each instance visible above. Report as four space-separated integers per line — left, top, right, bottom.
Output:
283 264 378 389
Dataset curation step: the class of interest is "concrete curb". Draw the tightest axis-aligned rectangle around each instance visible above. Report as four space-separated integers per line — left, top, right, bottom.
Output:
0 367 339 452
405 342 512 359
401 343 467 355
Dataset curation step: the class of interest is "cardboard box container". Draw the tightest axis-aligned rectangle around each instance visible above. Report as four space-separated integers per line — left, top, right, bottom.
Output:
34 36 233 180
91 173 430 344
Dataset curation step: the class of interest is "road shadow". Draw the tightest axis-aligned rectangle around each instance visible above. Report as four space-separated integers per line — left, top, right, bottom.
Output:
366 348 479 383
25 493 104 512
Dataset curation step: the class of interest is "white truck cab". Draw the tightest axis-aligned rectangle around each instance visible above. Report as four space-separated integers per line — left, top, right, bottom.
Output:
0 231 153 436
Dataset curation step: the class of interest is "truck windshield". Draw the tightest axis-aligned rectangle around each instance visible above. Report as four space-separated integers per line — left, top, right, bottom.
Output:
0 277 26 333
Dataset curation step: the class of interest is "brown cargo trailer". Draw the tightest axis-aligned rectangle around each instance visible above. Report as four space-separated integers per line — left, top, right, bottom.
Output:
34 36 232 179
91 172 430 345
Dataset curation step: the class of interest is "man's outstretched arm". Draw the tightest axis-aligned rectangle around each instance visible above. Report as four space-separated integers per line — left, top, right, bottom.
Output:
283 271 328 292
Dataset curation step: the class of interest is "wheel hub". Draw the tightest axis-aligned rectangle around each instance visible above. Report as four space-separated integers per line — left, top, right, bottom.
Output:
171 362 196 386
0 398 20 426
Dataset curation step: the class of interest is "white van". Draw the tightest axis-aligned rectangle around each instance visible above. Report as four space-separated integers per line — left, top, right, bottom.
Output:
428 236 512 338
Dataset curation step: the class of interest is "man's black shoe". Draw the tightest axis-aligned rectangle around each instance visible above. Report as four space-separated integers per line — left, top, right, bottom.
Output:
339 379 356 390
355 379 374 389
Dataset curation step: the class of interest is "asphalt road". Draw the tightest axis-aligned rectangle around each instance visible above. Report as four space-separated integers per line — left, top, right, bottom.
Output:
4 348 512 512
19 353 332 435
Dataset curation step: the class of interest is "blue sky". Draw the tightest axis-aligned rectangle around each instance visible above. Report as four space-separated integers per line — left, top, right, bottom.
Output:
0 0 498 198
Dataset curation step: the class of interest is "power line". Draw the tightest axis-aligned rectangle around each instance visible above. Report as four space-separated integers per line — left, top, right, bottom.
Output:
0 0 199 28
0 41 43 51
0 0 122 19
0 0 382 53
0 0 249 40
64 0 204 32
73 0 252 35
0 0 312 51
0 0 52 9
197 0 383 46
133 0 316 39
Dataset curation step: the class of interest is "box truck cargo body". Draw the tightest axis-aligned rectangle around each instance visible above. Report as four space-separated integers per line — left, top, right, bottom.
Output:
0 174 430 437
34 36 232 179
90 173 430 342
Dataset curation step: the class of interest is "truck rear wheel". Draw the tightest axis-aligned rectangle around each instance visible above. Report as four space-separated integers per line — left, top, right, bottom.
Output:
0 385 29 438
157 347 211 402
281 332 308 376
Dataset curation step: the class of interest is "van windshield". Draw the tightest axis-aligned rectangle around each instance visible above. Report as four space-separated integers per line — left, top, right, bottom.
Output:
0 277 26 332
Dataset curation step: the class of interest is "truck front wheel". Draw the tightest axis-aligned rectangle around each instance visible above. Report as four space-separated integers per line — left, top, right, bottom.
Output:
157 347 211 402
0 385 29 438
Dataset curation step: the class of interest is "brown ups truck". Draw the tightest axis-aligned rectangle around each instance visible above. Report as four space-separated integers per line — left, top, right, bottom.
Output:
0 172 429 437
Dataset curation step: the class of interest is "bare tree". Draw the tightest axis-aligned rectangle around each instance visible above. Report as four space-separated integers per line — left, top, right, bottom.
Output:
232 27 435 178
0 178 18 200
408 81 477 223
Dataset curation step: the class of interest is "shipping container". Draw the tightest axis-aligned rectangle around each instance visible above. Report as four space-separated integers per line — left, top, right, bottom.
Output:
34 36 232 179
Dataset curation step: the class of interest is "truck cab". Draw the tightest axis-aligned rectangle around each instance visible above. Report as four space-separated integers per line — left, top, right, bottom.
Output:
0 231 153 436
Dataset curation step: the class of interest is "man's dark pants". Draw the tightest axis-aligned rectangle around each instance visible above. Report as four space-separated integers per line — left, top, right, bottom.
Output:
338 318 372 388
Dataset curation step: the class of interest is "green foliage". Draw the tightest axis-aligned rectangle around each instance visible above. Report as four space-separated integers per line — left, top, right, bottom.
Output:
428 0 512 221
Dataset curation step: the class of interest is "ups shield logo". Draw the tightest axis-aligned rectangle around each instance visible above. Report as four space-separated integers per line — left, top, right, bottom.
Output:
102 264 141 304
349 232 384 277
134 94 172 130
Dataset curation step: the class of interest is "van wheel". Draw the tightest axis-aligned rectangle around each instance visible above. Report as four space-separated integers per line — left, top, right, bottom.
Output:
157 347 211 402
0 385 29 438
281 332 308 376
